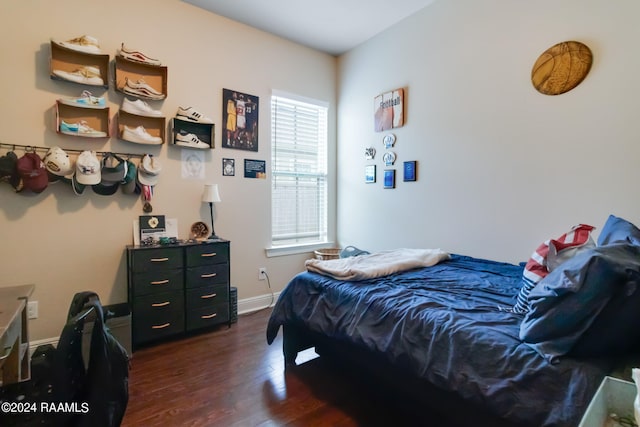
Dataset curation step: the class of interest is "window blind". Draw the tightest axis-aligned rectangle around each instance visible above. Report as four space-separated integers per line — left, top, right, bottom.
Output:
271 95 328 246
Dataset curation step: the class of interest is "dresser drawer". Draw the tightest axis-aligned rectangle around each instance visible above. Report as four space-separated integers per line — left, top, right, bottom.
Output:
186 284 229 311
133 309 184 344
186 264 228 288
134 291 184 317
132 269 184 296
186 303 229 331
185 243 229 267
130 247 183 272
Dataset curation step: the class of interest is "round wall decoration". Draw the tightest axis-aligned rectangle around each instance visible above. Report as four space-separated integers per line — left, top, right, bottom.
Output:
531 41 593 95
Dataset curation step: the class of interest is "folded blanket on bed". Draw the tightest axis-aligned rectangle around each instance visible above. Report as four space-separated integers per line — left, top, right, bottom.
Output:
305 248 451 281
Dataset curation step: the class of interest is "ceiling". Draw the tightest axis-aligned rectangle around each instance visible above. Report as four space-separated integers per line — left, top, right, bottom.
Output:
183 0 437 56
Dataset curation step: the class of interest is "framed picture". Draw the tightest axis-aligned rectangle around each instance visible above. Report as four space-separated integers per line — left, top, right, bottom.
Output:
222 158 235 176
365 165 376 183
222 88 259 152
374 88 404 132
244 159 266 179
403 161 417 182
383 169 396 189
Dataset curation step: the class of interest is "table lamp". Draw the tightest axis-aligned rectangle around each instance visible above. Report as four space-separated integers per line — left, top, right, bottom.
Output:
202 184 221 239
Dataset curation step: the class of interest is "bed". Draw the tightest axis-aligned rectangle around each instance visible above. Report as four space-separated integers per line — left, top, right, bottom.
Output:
266 217 640 426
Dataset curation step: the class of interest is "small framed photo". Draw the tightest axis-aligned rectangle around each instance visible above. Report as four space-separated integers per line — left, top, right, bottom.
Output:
365 165 376 183
222 158 235 176
244 159 266 179
403 161 417 182
383 169 396 189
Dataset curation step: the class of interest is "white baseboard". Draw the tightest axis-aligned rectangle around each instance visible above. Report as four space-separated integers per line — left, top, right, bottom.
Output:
237 291 280 315
29 291 281 354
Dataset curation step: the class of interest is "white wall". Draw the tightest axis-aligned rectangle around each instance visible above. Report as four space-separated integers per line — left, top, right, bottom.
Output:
337 0 640 263
0 0 336 340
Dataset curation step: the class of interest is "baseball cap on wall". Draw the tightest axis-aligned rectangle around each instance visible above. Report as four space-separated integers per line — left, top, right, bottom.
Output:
101 153 128 183
0 151 22 191
16 152 48 193
75 151 101 185
137 154 161 186
43 146 74 179
121 159 139 194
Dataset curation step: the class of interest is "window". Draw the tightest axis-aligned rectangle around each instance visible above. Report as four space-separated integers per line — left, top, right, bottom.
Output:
271 93 328 247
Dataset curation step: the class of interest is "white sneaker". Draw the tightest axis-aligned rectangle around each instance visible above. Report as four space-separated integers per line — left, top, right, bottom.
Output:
123 77 165 100
175 132 209 149
58 90 106 109
121 98 163 117
52 35 101 54
53 66 104 86
60 120 107 137
176 106 213 124
118 43 161 66
122 125 163 145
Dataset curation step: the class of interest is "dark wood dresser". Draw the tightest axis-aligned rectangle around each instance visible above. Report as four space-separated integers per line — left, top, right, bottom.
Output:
126 240 230 349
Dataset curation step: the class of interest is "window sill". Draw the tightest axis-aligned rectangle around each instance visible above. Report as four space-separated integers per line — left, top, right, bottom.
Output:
265 242 335 258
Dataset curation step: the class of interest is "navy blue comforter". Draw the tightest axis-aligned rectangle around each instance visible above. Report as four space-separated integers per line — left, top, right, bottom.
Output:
266 254 612 427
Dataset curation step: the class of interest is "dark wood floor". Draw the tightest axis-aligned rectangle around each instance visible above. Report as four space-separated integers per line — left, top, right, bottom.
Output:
121 308 427 427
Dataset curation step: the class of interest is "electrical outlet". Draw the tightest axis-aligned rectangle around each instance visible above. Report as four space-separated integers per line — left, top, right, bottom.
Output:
27 301 38 319
258 267 267 280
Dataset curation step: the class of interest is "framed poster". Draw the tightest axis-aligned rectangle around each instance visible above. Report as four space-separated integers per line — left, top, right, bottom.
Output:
222 88 259 152
365 165 376 183
374 88 404 132
383 170 396 189
222 158 235 176
403 161 417 182
244 159 266 179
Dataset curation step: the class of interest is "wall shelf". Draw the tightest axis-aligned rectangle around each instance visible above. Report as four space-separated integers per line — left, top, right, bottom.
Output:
49 41 110 89
117 110 166 145
115 56 167 100
55 101 110 138
171 118 214 149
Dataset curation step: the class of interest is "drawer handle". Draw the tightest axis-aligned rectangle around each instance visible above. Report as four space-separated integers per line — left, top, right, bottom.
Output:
150 257 169 262
151 301 170 307
150 280 169 285
201 313 217 319
201 273 217 278
151 323 170 329
201 293 217 299
201 252 217 257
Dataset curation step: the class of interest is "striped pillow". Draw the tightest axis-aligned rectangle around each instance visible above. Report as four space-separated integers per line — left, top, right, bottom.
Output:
513 224 595 314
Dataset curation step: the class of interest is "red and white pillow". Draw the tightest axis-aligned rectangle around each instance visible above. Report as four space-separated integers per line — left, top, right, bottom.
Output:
513 224 595 313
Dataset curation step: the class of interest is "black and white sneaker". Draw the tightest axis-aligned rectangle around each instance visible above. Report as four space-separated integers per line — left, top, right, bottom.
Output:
175 132 209 149
176 106 213 124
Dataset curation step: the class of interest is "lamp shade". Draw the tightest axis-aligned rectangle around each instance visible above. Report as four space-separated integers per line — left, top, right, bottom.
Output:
202 184 221 203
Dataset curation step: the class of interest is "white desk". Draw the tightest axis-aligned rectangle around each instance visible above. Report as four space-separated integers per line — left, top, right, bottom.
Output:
0 284 34 385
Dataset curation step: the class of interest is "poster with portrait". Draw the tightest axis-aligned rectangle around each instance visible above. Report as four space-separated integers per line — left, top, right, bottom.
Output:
374 88 404 132
181 150 205 180
222 88 259 152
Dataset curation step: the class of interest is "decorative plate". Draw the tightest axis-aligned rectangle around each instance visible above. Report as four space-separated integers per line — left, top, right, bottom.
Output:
190 221 210 240
383 151 396 166
531 41 592 95
383 133 396 148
